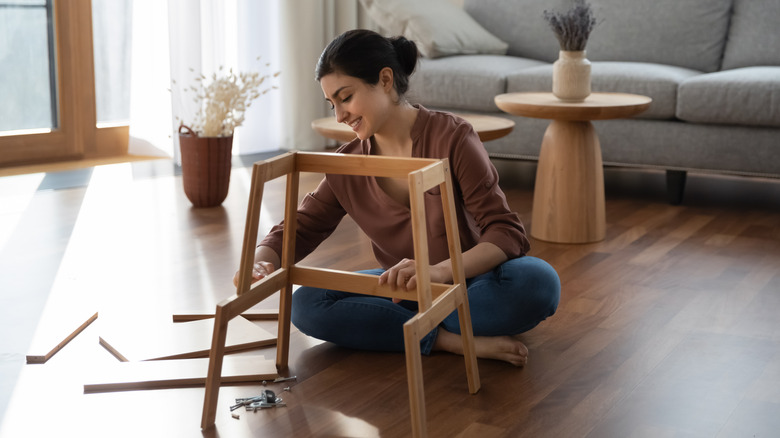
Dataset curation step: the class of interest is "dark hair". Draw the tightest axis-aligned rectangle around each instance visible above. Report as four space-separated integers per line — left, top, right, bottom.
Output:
315 29 419 98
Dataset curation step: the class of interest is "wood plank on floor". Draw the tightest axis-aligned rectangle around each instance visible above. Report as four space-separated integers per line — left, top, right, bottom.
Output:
83 355 276 393
171 309 279 322
98 316 276 362
26 310 98 364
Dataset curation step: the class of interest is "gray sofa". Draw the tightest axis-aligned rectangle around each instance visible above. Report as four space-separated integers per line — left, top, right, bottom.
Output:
407 0 780 203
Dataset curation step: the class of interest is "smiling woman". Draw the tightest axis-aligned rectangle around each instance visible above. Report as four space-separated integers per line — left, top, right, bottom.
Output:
243 29 561 369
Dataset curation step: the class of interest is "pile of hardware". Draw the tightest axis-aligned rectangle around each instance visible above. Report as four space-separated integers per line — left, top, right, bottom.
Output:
230 376 297 415
231 389 286 412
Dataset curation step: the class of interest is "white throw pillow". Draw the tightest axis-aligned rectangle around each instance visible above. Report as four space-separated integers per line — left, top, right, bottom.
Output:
360 0 508 58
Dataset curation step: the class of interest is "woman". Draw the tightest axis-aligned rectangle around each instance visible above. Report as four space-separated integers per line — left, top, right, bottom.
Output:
236 29 560 366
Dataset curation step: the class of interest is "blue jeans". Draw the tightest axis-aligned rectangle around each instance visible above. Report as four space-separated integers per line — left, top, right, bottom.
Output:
291 256 560 355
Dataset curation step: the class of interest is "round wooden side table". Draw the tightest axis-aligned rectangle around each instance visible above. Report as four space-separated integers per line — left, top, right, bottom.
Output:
495 92 652 244
311 113 515 143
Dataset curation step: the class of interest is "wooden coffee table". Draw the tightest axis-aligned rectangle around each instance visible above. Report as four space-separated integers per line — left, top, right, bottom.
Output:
311 113 515 143
495 92 652 244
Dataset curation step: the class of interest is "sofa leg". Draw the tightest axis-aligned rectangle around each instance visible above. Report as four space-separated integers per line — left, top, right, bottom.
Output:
666 170 687 205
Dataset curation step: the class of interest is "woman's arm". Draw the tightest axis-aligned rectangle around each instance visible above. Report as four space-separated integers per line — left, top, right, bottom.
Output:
448 122 530 258
380 241 507 291
233 175 345 287
232 245 281 287
433 241 507 284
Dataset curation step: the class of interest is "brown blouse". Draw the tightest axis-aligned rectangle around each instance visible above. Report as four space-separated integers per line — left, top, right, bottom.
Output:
259 105 530 269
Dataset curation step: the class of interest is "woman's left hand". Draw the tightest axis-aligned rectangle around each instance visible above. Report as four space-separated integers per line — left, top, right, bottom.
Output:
378 258 449 303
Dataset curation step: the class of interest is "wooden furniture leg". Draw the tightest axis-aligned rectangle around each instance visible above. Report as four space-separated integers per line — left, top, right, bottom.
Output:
201 305 228 428
276 169 299 370
440 166 480 394
200 152 480 436
532 119 606 243
666 169 687 205
200 268 289 428
404 321 426 436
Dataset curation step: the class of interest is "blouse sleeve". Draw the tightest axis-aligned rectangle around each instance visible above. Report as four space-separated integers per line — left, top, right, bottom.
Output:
449 123 530 258
258 177 347 263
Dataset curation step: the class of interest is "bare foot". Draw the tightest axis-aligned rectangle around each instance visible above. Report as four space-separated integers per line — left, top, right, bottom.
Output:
433 329 528 366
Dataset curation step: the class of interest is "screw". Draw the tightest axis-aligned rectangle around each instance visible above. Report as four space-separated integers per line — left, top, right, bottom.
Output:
273 376 297 383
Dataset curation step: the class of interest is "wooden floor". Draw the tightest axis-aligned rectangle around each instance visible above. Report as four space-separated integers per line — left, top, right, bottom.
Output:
1 155 779 437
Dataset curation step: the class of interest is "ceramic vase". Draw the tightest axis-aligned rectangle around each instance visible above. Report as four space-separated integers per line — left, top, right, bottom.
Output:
552 50 591 102
179 125 233 208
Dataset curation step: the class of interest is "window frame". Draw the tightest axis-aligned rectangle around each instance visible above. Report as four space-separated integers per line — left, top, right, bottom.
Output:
0 0 128 167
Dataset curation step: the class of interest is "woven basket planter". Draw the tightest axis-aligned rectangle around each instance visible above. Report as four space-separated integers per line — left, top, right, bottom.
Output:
179 125 233 208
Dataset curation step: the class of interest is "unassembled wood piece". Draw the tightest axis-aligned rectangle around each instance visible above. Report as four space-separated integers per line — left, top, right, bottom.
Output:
200 152 480 438
83 355 276 393
26 310 98 364
99 316 276 362
171 309 278 323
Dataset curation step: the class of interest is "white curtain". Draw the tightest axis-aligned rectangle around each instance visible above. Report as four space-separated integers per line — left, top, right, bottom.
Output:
128 0 364 161
127 0 173 158
278 0 363 152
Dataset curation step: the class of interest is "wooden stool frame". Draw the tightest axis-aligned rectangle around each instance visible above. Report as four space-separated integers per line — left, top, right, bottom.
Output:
200 151 480 436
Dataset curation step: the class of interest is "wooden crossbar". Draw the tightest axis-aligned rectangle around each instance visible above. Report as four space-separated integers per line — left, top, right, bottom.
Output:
201 152 480 436
291 266 451 301
296 151 441 180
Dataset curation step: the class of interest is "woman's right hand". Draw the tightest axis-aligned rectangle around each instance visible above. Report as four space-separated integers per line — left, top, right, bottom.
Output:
233 246 281 288
233 261 276 287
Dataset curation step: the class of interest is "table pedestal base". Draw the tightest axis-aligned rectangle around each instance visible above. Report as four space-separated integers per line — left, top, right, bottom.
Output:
531 120 606 243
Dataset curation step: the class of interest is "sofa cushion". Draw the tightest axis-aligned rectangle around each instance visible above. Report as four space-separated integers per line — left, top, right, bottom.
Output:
677 67 780 128
409 55 547 112
722 0 780 70
464 0 569 63
359 0 508 59
466 0 732 73
586 0 731 73
505 62 701 119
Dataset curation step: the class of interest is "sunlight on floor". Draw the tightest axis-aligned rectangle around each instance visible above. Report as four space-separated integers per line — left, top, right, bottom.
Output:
301 405 381 437
24 164 138 344
38 162 183 320
0 173 45 250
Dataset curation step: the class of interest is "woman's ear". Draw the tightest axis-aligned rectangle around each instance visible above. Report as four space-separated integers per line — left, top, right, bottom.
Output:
379 67 394 93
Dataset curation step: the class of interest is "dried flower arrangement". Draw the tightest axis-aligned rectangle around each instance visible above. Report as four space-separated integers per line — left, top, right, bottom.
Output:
543 0 597 52
175 62 280 137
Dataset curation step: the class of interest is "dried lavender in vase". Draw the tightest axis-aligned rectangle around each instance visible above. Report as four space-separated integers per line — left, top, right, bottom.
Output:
543 0 597 51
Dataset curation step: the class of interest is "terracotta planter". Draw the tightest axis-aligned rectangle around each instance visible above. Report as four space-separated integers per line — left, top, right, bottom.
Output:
552 50 591 102
178 125 233 208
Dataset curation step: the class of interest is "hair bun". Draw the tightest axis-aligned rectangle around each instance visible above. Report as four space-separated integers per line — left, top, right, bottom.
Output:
316 29 418 98
390 36 419 77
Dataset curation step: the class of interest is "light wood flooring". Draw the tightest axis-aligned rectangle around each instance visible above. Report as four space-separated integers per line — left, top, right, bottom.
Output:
1 155 779 437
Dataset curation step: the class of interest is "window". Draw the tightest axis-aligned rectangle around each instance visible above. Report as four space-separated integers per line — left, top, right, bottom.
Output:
0 0 130 167
0 0 57 132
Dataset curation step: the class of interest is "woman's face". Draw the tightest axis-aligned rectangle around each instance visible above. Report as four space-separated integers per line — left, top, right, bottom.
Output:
320 69 394 140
